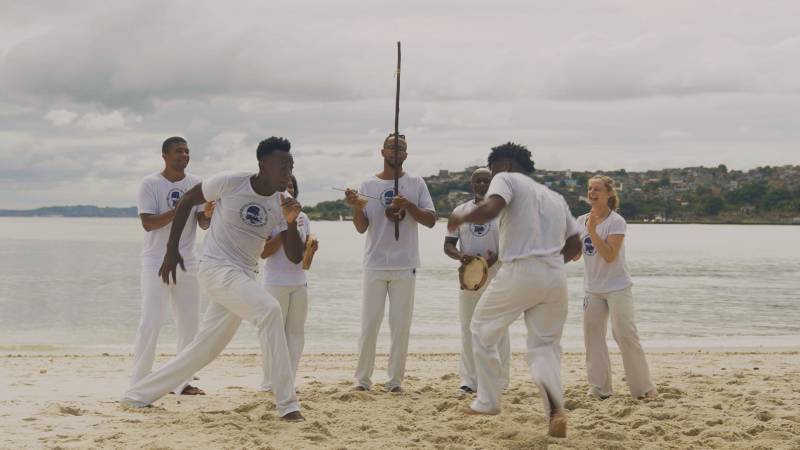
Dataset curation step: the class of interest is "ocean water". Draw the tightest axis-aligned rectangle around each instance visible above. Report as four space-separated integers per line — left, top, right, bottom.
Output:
0 218 798 353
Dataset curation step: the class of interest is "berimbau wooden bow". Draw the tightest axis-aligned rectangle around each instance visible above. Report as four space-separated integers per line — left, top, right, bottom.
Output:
393 41 401 241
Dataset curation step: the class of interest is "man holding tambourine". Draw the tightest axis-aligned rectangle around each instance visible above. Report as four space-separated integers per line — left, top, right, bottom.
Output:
444 167 511 397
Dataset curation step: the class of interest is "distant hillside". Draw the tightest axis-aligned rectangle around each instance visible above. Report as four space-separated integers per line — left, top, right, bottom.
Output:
0 205 137 217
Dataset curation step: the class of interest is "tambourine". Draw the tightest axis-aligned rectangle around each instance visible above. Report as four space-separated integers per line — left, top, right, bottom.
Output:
459 256 488 291
302 234 318 270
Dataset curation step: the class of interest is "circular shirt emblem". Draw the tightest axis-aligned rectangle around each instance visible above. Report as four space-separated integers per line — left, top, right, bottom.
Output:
166 188 184 208
380 188 395 207
470 223 490 237
240 202 268 227
583 235 596 256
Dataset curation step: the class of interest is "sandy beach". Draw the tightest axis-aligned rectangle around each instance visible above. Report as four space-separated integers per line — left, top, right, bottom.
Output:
2 349 799 449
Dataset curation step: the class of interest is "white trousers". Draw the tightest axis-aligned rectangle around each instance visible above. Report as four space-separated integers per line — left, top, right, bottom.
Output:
470 257 568 417
130 263 199 393
583 286 655 398
458 266 510 391
354 269 416 390
124 263 300 416
260 284 308 391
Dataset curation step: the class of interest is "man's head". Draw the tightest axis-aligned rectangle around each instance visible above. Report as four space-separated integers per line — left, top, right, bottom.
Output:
256 137 294 191
487 142 535 175
471 167 492 199
162 136 189 171
381 133 407 169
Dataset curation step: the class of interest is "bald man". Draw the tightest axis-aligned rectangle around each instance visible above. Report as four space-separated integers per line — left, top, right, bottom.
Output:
444 168 510 396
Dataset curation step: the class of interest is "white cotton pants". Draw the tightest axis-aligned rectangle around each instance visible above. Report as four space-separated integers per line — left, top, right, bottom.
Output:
260 284 308 391
470 257 568 417
123 262 300 416
130 263 199 394
458 266 510 391
354 268 416 390
583 286 655 398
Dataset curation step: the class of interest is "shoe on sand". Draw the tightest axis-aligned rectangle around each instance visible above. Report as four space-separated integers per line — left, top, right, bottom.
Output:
462 406 498 416
280 411 305 422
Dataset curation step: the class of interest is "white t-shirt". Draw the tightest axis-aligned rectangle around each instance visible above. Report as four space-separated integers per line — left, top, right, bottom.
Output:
137 172 202 266
485 172 578 267
359 174 436 270
446 200 499 259
263 211 310 287
577 211 633 294
200 172 287 273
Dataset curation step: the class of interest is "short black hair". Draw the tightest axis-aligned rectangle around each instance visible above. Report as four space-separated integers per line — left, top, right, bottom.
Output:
162 136 187 154
487 142 535 173
289 174 299 199
256 137 291 160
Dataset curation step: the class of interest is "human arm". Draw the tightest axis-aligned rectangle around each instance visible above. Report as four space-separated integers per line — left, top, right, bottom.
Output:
587 213 624 263
280 194 304 264
344 188 369 234
159 184 207 284
444 236 474 264
446 195 506 233
196 201 214 230
562 234 581 263
391 196 436 228
261 231 283 259
139 210 176 232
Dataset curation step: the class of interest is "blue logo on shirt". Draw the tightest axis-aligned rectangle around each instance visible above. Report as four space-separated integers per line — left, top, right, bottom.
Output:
167 188 184 208
583 235 596 256
240 202 268 227
470 223 490 237
381 188 395 207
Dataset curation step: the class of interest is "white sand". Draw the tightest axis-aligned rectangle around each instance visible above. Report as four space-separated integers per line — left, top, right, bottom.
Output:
2 349 799 449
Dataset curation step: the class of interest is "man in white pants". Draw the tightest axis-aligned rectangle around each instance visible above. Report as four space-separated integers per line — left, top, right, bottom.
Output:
132 136 210 396
123 137 305 422
343 134 436 392
443 167 510 396
448 142 581 438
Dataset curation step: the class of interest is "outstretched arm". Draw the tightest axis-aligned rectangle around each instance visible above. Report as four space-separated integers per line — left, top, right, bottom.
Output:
159 184 207 284
447 195 506 233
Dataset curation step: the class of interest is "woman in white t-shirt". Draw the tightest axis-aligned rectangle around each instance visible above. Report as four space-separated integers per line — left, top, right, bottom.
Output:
574 175 657 400
259 175 318 392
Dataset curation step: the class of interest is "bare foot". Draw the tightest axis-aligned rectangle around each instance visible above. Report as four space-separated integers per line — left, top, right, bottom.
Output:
462 406 498 416
548 411 567 438
643 389 658 399
180 385 205 395
280 411 305 422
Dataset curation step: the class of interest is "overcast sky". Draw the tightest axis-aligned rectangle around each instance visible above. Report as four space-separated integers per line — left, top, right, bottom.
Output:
1 0 799 209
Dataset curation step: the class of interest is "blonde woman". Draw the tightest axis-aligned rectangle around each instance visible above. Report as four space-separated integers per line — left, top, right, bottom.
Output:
574 175 657 400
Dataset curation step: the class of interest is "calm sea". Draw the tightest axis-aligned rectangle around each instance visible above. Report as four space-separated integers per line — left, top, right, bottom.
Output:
0 218 798 353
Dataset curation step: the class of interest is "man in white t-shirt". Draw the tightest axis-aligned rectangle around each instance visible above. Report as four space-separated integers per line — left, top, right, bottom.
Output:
343 134 436 392
448 142 581 438
132 136 210 396
123 137 305 422
443 167 510 396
